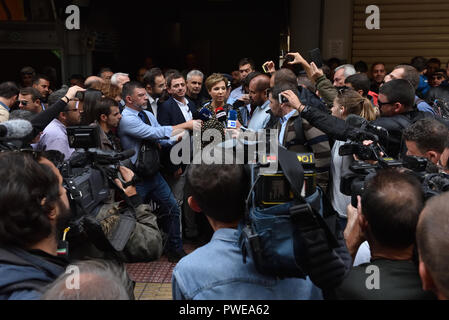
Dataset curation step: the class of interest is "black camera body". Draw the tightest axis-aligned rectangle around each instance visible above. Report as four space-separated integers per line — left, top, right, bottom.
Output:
62 126 136 253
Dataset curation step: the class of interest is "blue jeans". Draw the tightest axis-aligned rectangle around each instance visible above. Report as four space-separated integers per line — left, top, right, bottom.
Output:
136 172 183 252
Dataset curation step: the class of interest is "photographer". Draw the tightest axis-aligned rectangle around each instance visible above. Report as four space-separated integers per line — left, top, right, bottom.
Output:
403 118 449 165
285 79 435 159
269 81 331 191
0 152 70 300
172 163 323 300
336 169 436 300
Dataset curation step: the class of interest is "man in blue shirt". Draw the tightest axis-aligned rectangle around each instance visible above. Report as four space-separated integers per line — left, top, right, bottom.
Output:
119 81 200 262
227 58 255 105
172 163 323 300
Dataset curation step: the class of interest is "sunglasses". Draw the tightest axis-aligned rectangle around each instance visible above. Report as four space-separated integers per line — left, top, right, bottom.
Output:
378 100 394 108
19 100 29 106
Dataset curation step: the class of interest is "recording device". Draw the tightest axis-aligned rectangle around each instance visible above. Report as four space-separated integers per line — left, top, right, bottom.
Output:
262 62 270 73
75 90 85 101
0 119 33 140
227 110 238 129
254 152 317 207
284 53 294 64
278 93 289 104
62 125 138 253
339 122 449 206
239 144 351 288
216 107 227 126
309 48 323 69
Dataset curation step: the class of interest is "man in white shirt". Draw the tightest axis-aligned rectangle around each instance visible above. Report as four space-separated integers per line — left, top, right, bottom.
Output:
143 68 167 118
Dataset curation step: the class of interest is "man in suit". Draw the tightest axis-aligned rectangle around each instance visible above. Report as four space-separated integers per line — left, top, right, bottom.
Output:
158 71 197 126
157 71 198 240
143 68 166 118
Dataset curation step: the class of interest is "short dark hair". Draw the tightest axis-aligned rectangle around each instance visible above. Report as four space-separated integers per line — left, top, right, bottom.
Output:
379 79 415 109
166 71 184 89
121 81 144 100
354 60 368 73
94 97 119 122
0 81 19 99
0 152 60 248
427 58 441 66
362 169 423 249
370 62 385 72
186 164 249 223
403 118 449 154
32 74 50 85
273 68 297 87
410 56 427 72
143 68 163 88
69 74 85 82
98 67 113 76
238 58 256 70
393 65 420 90
19 87 41 102
271 81 298 101
345 73 371 97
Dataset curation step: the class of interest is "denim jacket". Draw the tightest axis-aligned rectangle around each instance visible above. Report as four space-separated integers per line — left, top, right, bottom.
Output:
172 228 323 300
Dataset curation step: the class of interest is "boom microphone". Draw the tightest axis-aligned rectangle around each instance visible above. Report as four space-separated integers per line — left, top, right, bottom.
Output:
0 119 33 140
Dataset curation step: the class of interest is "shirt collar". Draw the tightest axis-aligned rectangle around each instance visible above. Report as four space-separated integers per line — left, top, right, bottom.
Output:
174 97 188 107
280 109 297 125
211 228 239 243
0 101 10 112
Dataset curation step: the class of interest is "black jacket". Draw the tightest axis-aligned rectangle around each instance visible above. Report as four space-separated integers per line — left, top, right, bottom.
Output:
300 106 435 159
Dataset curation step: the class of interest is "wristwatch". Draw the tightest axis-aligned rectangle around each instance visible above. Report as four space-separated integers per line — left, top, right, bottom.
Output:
300 104 311 114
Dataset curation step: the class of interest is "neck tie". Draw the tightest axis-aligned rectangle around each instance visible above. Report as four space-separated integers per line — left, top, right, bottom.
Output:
138 111 150 125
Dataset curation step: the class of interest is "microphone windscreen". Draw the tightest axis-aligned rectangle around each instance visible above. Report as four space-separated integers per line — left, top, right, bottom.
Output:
345 114 368 128
0 119 33 140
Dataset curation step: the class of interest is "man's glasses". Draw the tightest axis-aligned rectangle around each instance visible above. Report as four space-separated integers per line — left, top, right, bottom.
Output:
378 100 394 108
19 100 28 106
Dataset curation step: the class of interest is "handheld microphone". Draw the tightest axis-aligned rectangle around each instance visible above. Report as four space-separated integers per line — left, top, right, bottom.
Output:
198 108 213 122
227 110 238 129
215 107 227 126
0 119 34 140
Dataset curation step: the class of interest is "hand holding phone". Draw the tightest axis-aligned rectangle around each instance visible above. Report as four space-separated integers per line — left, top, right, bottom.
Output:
309 48 323 69
262 61 275 74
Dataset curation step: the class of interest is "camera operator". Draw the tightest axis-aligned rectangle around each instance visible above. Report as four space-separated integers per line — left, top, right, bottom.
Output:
172 162 323 300
402 118 449 165
0 152 71 300
269 81 331 191
417 192 449 300
287 78 435 159
91 97 123 152
32 86 86 159
335 169 436 300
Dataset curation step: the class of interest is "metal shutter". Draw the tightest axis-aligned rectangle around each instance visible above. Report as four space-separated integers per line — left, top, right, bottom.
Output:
352 0 449 71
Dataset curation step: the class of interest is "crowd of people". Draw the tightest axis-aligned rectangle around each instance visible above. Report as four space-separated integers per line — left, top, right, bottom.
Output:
0 52 449 300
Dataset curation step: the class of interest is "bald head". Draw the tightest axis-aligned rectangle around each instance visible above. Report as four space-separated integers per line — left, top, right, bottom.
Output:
84 76 105 89
249 74 270 106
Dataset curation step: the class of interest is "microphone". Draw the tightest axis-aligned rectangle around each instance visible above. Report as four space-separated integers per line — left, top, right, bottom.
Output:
215 107 227 126
198 108 213 122
0 119 33 140
227 110 238 129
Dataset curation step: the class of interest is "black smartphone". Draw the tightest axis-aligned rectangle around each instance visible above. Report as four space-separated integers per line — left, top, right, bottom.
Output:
309 48 323 69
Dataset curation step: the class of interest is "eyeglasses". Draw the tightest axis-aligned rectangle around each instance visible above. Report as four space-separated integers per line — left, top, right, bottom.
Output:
19 100 28 106
378 100 394 108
